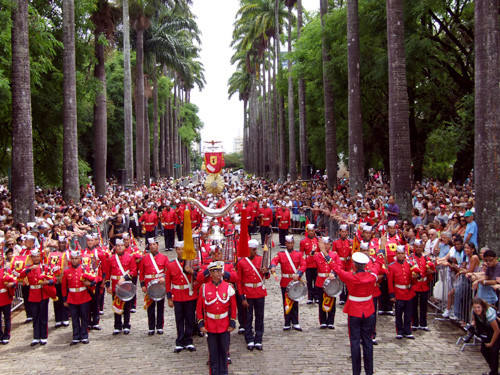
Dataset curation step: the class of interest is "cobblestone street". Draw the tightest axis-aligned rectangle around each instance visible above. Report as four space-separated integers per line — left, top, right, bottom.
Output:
0 234 489 375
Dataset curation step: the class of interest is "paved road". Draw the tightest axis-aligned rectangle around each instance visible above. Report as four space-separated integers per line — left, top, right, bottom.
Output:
0 233 489 375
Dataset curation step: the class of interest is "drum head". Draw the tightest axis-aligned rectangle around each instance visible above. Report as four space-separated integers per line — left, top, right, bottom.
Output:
286 280 307 302
323 278 344 298
147 280 166 301
116 281 136 302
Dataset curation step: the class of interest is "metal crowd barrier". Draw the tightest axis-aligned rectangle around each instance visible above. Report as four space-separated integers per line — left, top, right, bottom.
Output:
10 284 24 312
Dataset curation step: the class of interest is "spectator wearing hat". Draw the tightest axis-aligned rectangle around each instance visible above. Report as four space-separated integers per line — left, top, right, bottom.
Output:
236 239 269 351
464 211 478 248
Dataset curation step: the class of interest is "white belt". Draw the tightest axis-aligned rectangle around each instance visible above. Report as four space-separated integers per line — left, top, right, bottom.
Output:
420 277 427 281
348 295 372 302
164 222 174 225
111 275 121 280
207 311 228 319
69 287 87 292
145 273 165 279
339 257 348 261
281 221 288 224
318 273 330 277
282 274 295 278
395 284 410 289
30 285 42 290
244 282 263 288
0 288 7 293
172 284 189 290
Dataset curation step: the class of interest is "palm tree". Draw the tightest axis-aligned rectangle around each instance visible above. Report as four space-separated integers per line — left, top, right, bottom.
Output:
11 0 35 223
474 0 500 250
321 0 337 190
91 0 120 195
296 0 308 178
123 0 134 185
62 0 79 202
285 0 297 180
275 0 286 181
387 0 412 217
347 0 364 194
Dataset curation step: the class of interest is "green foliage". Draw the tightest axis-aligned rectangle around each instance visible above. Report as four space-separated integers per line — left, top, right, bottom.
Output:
224 152 244 170
157 75 173 114
179 102 203 145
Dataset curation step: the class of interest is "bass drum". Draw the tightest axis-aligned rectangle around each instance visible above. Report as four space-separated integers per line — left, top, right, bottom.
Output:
285 280 307 302
115 281 136 302
323 278 344 298
146 279 166 301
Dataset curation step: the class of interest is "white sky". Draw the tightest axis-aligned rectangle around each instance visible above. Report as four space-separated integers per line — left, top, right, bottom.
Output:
190 0 319 154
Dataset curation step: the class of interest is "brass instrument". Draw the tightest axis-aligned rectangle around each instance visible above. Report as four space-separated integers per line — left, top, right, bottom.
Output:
185 234 201 271
184 196 244 218
262 234 273 270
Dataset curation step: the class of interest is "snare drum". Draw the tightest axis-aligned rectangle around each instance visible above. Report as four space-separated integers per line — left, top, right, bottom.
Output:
115 281 136 302
285 280 307 302
322 278 344 298
146 279 166 301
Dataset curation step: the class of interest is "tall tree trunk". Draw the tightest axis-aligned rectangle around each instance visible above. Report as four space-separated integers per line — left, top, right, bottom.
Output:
276 0 286 181
123 0 134 184
321 0 337 190
144 94 150 186
134 19 146 186
297 0 308 178
62 0 79 202
159 94 165 176
243 98 248 170
287 6 297 180
268 55 277 180
172 84 178 179
387 0 412 218
347 0 364 194
166 96 172 177
93 26 107 196
262 63 269 177
152 71 159 181
11 0 35 223
474 0 500 252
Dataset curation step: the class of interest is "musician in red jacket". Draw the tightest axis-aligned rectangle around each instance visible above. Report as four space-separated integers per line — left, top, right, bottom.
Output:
161 203 176 251
61 250 96 345
300 223 319 304
19 247 56 346
139 203 158 249
197 261 237 375
331 224 353 304
275 202 291 247
409 239 435 331
327 245 377 375
48 235 70 328
140 238 167 335
104 239 137 335
388 245 421 340
314 237 340 329
237 239 270 350
270 235 306 331
258 200 273 245
175 198 186 241
166 241 198 353
0 261 17 344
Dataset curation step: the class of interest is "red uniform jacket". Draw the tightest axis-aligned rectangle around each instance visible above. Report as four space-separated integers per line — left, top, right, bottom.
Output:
175 204 186 225
314 251 340 288
236 256 269 299
139 252 167 288
161 209 176 230
409 254 435 292
10 255 30 284
19 264 56 302
388 260 421 300
364 256 387 297
259 207 273 227
196 262 238 285
331 238 353 270
271 250 306 287
61 264 96 304
165 259 197 302
300 236 318 268
0 267 17 306
332 262 378 318
276 208 291 230
197 280 237 333
104 253 138 292
384 233 405 264
82 247 108 281
140 211 158 232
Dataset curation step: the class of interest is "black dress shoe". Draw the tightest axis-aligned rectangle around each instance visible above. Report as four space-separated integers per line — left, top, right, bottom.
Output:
174 346 183 353
255 344 263 351
197 332 205 337
81 339 89 344
70 341 80 346
148 331 155 336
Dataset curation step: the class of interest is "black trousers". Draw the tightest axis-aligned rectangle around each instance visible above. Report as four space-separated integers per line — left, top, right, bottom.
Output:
147 298 165 330
378 278 393 312
113 294 131 330
32 298 49 340
278 228 288 246
131 276 138 309
89 282 101 326
176 224 184 241
0 304 12 340
236 293 246 329
281 287 299 326
207 331 230 375
395 299 413 335
348 313 375 375
372 296 379 338
99 286 105 312
481 339 500 375
69 302 90 341
260 226 271 245
339 283 349 303
21 285 32 319
412 291 429 328
164 228 175 249
174 299 196 347
145 230 156 250
244 297 265 344
54 283 69 323
306 268 318 301
316 287 335 325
